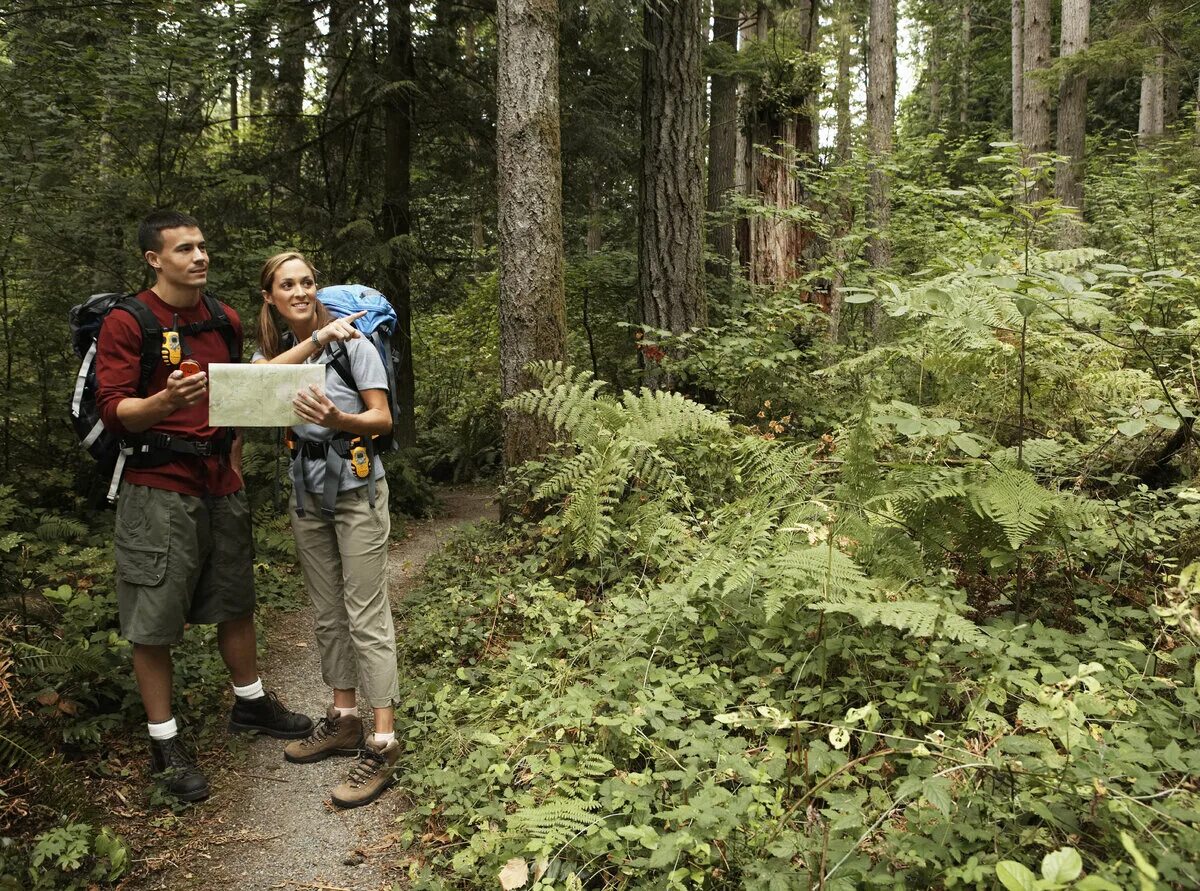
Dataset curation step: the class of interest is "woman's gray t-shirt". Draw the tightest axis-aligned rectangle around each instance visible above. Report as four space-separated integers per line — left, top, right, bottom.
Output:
252 337 388 495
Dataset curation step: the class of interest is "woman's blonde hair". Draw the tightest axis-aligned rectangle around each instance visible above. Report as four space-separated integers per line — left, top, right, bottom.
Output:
256 251 333 359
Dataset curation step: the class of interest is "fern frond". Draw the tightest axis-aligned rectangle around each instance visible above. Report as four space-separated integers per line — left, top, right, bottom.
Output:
508 797 601 850
811 598 986 645
35 517 88 543
769 545 873 601
969 469 1057 549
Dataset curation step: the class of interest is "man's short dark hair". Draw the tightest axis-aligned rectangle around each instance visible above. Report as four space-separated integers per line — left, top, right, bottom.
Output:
138 210 201 255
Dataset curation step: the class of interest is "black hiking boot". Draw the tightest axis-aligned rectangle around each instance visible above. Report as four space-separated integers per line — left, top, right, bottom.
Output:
149 736 210 802
228 691 313 739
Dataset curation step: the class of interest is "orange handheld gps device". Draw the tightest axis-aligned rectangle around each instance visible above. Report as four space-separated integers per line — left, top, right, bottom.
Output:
180 359 201 376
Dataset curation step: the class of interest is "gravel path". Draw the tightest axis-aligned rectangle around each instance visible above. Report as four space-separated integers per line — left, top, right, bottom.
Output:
128 486 496 891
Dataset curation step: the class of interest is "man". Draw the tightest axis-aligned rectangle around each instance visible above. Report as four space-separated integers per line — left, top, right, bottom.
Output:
96 210 312 801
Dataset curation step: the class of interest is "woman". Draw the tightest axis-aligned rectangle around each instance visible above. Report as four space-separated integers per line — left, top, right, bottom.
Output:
254 251 400 809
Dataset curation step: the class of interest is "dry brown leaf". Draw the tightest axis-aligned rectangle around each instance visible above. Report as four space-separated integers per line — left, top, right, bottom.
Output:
35 691 58 707
498 857 528 890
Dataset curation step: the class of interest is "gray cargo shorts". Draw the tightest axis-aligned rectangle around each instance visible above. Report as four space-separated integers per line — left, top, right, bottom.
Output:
114 484 256 645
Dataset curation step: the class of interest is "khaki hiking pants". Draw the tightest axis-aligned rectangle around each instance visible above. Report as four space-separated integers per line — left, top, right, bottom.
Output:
291 479 400 708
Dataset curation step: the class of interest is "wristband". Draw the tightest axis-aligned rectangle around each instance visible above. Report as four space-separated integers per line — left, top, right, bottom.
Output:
311 330 321 347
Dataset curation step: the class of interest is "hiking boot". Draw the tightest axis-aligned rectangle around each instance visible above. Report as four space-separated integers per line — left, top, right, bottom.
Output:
330 736 401 809
283 706 365 764
228 691 313 739
149 736 209 802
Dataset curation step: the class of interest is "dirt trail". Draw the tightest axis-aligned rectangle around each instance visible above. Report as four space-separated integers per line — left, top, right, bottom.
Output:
128 486 496 891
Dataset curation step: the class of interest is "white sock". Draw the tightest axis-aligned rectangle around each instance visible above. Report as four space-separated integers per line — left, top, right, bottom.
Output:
232 678 265 700
372 731 395 746
334 706 357 719
148 717 178 741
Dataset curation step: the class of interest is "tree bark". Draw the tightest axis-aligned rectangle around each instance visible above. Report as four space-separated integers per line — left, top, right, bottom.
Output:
230 71 239 134
639 0 707 376
1138 7 1165 145
275 0 313 191
743 1 818 287
1054 0 1089 247
497 0 567 466
866 0 896 334
735 4 768 272
828 0 856 342
959 1 971 126
1011 0 1023 142
928 21 943 126
834 0 853 162
706 0 739 277
382 0 417 448
1021 0 1051 157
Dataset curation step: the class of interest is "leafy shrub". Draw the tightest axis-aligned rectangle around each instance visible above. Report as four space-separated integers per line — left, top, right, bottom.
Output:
391 363 1199 890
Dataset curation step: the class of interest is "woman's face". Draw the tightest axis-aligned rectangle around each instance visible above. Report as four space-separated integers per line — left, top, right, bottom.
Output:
263 258 318 327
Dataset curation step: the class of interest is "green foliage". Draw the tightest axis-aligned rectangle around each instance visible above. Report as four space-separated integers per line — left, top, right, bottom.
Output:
0 822 128 889
393 352 1200 889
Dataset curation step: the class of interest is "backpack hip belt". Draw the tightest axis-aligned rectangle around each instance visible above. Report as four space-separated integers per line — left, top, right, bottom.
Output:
126 430 234 466
288 434 376 520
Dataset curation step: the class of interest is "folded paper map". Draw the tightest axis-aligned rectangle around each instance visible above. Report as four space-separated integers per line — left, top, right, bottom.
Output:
208 363 325 427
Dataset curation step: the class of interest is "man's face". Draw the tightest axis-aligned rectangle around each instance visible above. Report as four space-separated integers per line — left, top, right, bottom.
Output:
146 226 208 289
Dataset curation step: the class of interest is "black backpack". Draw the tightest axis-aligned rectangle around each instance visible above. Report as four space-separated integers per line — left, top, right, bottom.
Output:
68 291 238 503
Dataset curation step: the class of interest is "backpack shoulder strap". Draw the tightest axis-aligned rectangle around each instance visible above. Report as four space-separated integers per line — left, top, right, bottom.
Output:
110 296 162 396
202 293 240 363
327 341 357 392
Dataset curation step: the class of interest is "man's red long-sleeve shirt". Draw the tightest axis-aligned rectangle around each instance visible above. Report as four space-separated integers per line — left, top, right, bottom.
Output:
95 289 244 497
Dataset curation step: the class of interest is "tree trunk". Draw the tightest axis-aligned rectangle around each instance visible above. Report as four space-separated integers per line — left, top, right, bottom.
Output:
735 6 767 273
828 0 856 342
275 0 313 191
248 14 270 116
959 1 971 126
230 72 239 133
1139 7 1165 145
866 0 896 334
639 0 707 376
928 22 943 126
497 0 567 466
1011 0 1023 142
587 181 603 254
383 0 417 448
1164 71 1180 127
743 1 818 287
834 0 853 162
1054 0 1089 247
1021 0 1052 158
706 0 739 277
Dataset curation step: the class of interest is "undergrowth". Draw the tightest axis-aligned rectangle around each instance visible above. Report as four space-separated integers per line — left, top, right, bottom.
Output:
391 360 1199 890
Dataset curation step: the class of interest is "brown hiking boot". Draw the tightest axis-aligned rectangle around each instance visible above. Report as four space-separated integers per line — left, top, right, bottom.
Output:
330 736 400 808
283 706 365 764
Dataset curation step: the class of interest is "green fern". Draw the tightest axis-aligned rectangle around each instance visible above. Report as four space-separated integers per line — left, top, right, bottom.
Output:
969 468 1058 549
35 517 88 543
811 597 986 645
508 797 601 851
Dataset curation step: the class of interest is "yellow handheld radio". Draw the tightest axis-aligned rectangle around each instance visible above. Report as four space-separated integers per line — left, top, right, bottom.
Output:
349 439 370 479
162 331 182 366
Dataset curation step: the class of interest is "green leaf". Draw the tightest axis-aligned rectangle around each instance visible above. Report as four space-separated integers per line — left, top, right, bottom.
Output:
1119 832 1159 880
951 433 986 457
828 727 850 750
1041 847 1082 883
844 292 876 304
1117 419 1147 437
996 861 1037 891
922 775 953 815
1076 877 1123 891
